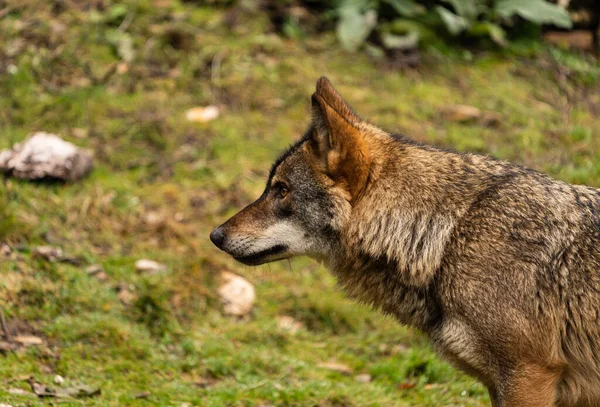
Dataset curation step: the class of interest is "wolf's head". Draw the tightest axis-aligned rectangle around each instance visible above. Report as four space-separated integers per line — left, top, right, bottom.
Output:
210 77 378 266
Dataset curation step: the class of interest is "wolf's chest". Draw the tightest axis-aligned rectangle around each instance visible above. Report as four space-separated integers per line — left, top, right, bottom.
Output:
331 254 443 332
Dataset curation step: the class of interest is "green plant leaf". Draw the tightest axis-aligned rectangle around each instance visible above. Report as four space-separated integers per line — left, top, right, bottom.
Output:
495 0 572 29
106 30 135 62
380 19 435 43
381 31 420 50
336 5 378 51
435 6 469 35
469 22 507 46
382 0 425 17
443 0 478 20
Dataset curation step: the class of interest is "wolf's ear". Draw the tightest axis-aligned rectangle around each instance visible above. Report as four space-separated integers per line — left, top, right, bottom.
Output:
309 77 370 202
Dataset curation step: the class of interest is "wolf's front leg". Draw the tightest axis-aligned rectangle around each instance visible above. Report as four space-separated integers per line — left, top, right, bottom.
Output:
496 364 559 407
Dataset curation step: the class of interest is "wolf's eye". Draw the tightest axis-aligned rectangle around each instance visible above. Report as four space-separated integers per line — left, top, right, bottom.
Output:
280 187 288 199
274 183 289 199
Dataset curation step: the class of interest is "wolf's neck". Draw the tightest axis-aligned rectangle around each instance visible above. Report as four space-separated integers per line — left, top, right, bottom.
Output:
341 142 494 287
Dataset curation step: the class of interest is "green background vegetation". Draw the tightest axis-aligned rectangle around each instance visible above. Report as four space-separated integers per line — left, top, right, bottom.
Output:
1 1 599 406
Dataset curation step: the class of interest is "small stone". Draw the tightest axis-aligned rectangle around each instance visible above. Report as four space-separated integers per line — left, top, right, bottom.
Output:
217 272 255 316
135 259 167 274
354 373 372 383
54 375 65 385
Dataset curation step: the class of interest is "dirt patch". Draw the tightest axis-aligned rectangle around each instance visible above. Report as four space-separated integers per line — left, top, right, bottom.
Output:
0 317 46 354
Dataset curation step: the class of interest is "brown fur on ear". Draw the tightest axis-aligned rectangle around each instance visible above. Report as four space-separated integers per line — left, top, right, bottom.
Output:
311 89 370 202
315 77 361 125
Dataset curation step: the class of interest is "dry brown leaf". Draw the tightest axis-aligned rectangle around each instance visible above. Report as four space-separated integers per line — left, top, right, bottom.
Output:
398 381 417 390
185 106 220 123
441 105 481 123
317 361 353 375
354 373 372 383
276 315 303 334
33 246 64 262
14 335 43 346
135 259 167 274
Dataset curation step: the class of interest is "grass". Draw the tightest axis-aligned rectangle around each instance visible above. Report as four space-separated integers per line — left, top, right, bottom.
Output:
1 1 600 406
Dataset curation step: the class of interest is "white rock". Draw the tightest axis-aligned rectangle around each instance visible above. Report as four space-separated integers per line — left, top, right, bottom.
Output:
0 132 93 181
135 259 167 274
217 272 255 316
54 375 65 385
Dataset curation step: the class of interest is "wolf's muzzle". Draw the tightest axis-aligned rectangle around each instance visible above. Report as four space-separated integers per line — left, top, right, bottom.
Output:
209 226 226 250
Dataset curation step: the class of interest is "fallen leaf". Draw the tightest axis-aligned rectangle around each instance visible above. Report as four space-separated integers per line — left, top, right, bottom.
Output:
116 62 129 74
33 246 64 262
391 344 409 355
185 106 220 123
0 341 18 352
218 272 255 316
29 378 101 399
116 283 137 305
398 381 417 390
135 259 167 274
85 264 104 275
441 104 481 123
143 211 165 227
0 242 13 257
14 335 43 346
59 385 101 398
29 380 55 397
8 387 35 397
544 30 593 51
480 111 502 127
354 373 372 383
317 361 353 375
276 315 303 334
133 391 151 399
71 128 89 139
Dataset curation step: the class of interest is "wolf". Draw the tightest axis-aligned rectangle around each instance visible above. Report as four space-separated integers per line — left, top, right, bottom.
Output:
210 77 600 406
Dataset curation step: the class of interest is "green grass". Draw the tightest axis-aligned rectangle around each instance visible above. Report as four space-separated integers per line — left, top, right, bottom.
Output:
1 1 599 406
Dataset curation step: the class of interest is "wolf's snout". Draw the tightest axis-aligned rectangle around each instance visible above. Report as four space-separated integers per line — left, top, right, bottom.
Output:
210 226 226 249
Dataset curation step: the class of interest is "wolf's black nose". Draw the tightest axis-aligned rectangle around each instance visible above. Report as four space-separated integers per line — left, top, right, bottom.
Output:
210 226 225 249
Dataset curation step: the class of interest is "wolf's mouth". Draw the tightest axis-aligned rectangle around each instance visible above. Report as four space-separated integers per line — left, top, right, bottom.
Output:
233 244 288 266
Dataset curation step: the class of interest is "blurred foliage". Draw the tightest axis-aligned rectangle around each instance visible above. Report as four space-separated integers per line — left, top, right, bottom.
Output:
275 0 574 52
